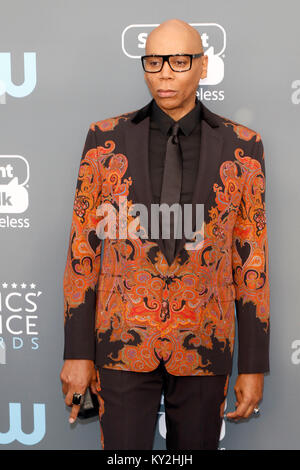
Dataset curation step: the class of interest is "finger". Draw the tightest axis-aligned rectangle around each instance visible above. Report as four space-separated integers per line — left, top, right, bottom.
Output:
65 389 74 407
69 404 81 424
62 382 68 396
242 404 257 419
90 379 98 395
232 390 242 410
235 389 242 404
229 402 257 420
226 400 250 420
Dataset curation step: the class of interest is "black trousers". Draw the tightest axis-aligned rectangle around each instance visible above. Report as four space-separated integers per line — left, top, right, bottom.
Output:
95 359 229 450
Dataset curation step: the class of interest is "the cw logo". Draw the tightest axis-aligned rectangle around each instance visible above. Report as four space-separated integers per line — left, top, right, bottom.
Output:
0 403 46 445
0 53 36 103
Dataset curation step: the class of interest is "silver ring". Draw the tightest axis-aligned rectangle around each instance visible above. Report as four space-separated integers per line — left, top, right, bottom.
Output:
253 407 260 415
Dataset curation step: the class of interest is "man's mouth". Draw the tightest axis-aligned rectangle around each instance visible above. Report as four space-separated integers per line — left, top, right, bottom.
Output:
157 90 177 97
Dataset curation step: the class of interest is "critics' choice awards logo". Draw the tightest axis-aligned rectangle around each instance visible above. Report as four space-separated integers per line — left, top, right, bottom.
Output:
0 282 42 364
0 155 30 228
291 80 300 104
122 23 226 101
0 52 36 104
0 403 46 445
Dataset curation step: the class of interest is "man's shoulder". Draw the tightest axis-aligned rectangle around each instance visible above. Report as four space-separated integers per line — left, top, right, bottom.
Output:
89 107 138 134
210 107 261 144
87 101 262 144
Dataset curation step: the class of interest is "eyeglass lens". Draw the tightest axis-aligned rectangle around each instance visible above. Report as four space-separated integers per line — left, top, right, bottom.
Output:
143 55 191 72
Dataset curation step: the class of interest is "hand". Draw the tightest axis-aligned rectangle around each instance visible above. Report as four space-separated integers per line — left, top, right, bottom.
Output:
226 373 264 421
60 359 98 424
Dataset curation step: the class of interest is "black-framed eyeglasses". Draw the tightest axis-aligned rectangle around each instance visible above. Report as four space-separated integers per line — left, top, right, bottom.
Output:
141 53 204 73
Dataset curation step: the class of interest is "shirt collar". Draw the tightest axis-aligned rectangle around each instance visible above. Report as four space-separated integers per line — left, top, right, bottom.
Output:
150 95 202 136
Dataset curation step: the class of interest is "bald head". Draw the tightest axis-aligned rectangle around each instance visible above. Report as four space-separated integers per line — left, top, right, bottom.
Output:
145 19 203 55
143 18 208 121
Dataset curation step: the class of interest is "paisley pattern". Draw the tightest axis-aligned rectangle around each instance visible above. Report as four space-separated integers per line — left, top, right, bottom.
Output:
63 109 270 376
91 112 133 133
222 118 262 142
63 140 102 315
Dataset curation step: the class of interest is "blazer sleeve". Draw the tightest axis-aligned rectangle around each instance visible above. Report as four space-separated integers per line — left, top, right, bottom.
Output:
63 124 102 361
232 135 270 374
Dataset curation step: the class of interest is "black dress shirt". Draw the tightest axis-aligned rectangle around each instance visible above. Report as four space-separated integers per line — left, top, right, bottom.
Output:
148 96 202 254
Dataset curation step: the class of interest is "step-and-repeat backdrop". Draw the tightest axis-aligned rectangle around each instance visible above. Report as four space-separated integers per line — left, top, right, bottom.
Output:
0 0 299 450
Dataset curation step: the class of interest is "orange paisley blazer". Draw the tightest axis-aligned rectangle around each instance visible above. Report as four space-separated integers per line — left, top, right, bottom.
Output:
63 98 270 376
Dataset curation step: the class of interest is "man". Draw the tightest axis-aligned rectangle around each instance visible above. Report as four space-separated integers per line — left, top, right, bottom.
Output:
60 19 270 450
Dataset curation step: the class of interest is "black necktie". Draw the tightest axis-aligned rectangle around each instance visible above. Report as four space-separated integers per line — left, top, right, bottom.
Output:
160 121 183 265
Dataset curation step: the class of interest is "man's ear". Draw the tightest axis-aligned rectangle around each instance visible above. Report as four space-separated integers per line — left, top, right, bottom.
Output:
200 55 208 80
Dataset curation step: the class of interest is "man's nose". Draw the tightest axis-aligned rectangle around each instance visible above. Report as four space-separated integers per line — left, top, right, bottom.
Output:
160 60 174 77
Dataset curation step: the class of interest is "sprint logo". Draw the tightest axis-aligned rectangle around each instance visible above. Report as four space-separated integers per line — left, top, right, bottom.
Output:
0 156 30 227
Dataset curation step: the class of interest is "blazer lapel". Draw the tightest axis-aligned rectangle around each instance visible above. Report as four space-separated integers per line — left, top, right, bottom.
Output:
124 102 152 210
124 99 224 267
124 99 168 259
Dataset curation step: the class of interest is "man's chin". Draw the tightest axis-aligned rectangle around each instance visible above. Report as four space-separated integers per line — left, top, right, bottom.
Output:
154 95 180 108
